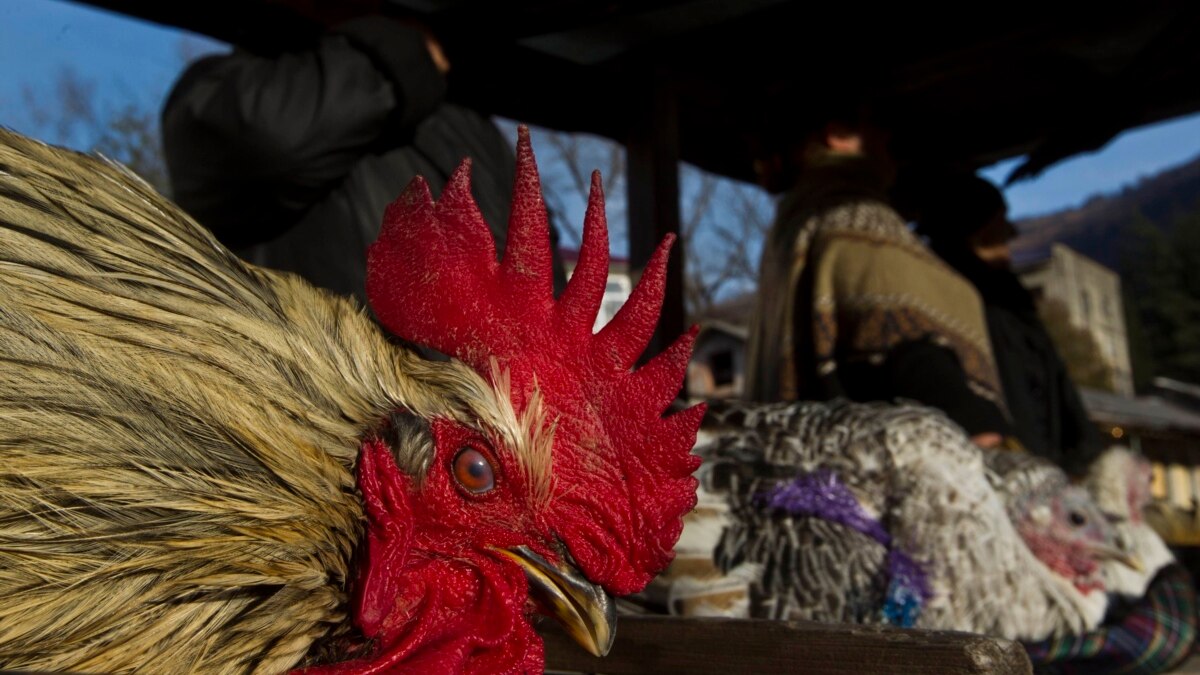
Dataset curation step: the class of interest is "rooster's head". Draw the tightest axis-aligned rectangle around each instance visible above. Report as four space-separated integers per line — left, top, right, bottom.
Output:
305 127 703 673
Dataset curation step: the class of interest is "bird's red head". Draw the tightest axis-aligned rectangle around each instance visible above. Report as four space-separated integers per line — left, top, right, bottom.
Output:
989 452 1138 599
1014 484 1114 595
306 127 703 673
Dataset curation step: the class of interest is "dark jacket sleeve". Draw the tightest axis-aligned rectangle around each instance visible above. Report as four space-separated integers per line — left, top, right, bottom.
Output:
162 18 446 248
818 337 1013 437
1055 356 1106 476
881 339 1014 437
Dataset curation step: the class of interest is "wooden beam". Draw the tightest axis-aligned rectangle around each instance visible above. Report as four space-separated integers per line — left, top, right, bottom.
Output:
542 616 1032 675
625 71 685 361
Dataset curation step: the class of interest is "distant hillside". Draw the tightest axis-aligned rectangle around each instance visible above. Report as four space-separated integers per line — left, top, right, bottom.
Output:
1012 155 1200 270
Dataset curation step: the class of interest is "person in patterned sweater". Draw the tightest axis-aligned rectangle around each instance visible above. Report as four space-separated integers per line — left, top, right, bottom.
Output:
744 99 1013 449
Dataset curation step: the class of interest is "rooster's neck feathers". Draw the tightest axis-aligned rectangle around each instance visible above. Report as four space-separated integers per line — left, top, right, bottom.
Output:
0 128 517 672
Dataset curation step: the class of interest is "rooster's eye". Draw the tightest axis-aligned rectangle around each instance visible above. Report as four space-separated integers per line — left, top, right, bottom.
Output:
453 447 495 494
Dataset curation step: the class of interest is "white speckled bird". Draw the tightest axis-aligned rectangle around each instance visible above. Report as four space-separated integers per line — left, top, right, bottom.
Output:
662 398 1136 641
1084 446 1174 599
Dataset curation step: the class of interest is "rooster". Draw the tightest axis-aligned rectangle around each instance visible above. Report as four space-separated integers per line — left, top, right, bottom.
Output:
0 126 703 673
660 399 1134 641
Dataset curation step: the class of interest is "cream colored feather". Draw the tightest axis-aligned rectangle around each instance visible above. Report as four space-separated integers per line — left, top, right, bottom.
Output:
1086 446 1174 599
0 129 524 673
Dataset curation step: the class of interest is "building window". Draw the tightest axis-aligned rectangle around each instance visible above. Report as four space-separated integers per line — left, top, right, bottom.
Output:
595 275 632 331
711 350 734 387
600 299 624 327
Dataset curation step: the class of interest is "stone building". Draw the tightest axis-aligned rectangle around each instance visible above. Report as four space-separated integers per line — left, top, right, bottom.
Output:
1017 243 1135 396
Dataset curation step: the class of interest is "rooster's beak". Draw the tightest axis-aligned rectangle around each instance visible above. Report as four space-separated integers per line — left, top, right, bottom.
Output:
495 545 616 657
1088 541 1145 572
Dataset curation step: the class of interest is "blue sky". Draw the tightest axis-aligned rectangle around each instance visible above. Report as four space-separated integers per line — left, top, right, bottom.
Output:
2 0 1199 223
0 1 225 135
980 113 1200 219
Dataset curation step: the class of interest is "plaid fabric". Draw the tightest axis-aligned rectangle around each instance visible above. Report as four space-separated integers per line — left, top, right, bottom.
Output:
1025 564 1197 675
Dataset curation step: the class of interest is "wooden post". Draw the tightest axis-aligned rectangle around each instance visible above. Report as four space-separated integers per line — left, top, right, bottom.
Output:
626 70 684 362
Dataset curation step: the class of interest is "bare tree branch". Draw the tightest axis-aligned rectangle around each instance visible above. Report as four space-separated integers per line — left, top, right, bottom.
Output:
544 131 592 202
493 123 774 320
21 67 169 195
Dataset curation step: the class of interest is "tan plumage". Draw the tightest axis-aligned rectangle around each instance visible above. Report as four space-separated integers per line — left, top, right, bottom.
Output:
0 130 534 672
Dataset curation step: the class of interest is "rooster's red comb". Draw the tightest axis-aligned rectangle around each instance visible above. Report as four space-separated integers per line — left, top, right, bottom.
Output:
366 126 703 594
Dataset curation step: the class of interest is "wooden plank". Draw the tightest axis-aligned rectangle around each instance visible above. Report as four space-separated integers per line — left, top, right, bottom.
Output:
625 71 685 362
542 616 1032 675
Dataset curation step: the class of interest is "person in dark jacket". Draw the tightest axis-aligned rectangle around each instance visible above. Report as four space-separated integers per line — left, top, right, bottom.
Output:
162 16 565 303
916 174 1103 476
918 176 1197 675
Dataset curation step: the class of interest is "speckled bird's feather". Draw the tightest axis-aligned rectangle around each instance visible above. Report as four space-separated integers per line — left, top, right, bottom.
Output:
673 399 1107 641
0 129 528 673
